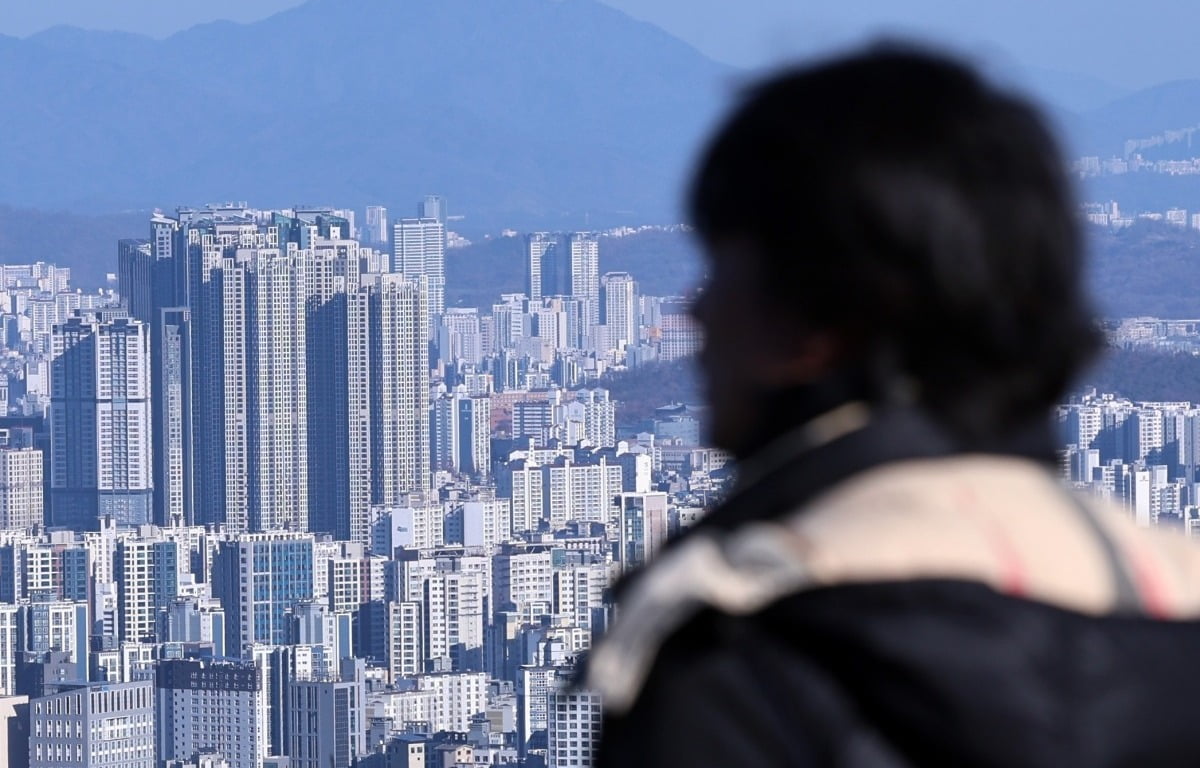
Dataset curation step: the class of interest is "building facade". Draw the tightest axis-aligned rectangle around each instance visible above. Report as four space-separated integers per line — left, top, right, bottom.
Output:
392 218 445 318
212 532 315 656
367 275 431 502
28 680 156 768
156 659 263 768
50 316 153 528
0 442 43 532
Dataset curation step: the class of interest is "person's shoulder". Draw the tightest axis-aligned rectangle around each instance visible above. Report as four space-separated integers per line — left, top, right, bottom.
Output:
590 453 1200 712
598 599 912 768
798 453 1200 618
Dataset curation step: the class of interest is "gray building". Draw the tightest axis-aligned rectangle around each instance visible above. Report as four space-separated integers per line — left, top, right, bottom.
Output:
119 217 194 528
567 233 600 335
156 659 264 768
29 679 155 767
289 661 366 768
155 307 194 527
49 316 153 528
17 601 89 685
305 250 372 543
364 206 389 246
526 233 561 302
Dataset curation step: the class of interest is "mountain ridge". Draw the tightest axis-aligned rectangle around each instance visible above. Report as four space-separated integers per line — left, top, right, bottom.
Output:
8 1 1200 223
1076 79 1200 158
1 0 731 230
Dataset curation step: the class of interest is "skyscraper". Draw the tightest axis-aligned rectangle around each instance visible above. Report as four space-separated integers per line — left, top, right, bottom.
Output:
156 307 193 526
156 659 264 768
185 212 249 530
561 389 616 448
600 271 638 353
659 298 703 361
526 233 561 302
432 394 460 475
367 274 431 502
386 601 422 681
306 249 372 544
191 239 309 533
121 214 193 527
393 217 446 318
568 232 601 333
437 308 483 368
617 492 669 571
458 395 491 479
432 391 491 480
547 678 602 768
117 238 153 320
0 605 15 695
364 205 389 246
289 662 366 768
245 249 309 532
0 437 43 532
419 195 446 223
50 316 153 529
17 600 89 683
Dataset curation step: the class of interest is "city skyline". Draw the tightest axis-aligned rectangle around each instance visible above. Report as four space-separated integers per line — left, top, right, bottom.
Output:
0 197 713 767
0 198 1196 766
2 3 1199 763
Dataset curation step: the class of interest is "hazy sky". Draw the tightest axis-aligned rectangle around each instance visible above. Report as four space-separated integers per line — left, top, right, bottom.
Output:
2 0 1196 91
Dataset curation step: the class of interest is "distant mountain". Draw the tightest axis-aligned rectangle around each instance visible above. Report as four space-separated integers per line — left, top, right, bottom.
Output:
1071 79 1200 158
12 200 1200 329
1086 220 1200 318
0 0 732 230
0 205 142 288
998 65 1129 117
1080 347 1200 405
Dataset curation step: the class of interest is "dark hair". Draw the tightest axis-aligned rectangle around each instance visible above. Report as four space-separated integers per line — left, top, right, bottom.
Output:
688 44 1102 443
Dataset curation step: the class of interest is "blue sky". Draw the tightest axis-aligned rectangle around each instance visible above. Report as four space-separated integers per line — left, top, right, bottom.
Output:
2 0 1196 91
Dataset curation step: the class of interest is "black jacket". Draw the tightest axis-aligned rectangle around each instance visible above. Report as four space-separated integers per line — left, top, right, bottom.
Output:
593 407 1200 767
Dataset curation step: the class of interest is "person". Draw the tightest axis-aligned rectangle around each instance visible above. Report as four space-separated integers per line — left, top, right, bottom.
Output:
585 46 1200 767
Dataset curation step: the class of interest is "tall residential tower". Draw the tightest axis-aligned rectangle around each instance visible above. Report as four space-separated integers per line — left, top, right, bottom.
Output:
50 316 152 529
393 217 446 318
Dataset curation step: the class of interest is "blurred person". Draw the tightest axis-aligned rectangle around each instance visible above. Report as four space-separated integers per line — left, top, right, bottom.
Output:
586 46 1200 767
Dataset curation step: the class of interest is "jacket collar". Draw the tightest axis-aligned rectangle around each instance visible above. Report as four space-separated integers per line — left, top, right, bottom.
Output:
693 404 960 535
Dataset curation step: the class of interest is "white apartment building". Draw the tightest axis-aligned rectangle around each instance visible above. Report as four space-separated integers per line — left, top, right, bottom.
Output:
568 233 600 332
366 274 432 501
0 604 16 695
393 217 446 317
600 271 638 354
0 444 42 531
412 671 488 732
29 680 156 768
548 683 602 768
510 458 624 528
